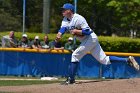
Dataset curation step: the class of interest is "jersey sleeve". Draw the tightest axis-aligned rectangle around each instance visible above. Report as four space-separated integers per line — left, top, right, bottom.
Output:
58 18 69 35
78 17 92 35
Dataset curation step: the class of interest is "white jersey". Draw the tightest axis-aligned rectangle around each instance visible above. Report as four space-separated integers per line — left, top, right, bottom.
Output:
60 13 97 41
60 13 110 65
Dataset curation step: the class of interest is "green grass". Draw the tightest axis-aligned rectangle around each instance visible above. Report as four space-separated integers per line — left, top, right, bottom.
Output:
0 91 14 93
0 80 61 86
0 75 111 87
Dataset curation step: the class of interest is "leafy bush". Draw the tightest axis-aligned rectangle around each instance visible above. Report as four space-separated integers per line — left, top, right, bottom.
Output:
1 31 140 53
98 36 140 53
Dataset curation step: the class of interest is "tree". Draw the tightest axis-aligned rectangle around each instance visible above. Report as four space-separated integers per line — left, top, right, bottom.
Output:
107 0 140 37
0 0 139 38
0 0 21 31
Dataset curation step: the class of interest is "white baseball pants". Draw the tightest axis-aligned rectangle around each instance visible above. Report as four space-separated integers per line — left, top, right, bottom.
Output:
71 33 111 65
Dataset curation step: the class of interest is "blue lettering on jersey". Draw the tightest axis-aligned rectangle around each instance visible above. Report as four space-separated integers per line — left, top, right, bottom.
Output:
69 26 75 30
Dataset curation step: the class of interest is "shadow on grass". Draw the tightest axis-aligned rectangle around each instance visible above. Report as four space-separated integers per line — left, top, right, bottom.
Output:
75 79 112 84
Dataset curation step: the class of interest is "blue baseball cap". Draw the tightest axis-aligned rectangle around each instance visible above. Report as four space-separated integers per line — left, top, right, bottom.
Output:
61 3 74 12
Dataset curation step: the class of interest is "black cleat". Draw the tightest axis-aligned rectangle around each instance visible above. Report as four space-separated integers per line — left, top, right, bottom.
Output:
61 78 75 85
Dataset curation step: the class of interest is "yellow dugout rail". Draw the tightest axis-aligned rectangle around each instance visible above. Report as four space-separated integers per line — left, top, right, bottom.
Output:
0 48 140 56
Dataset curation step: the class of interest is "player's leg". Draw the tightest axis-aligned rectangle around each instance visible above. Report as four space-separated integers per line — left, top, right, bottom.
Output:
110 56 139 70
63 46 90 85
90 40 139 70
65 62 79 84
109 56 139 70
90 38 111 65
109 56 127 62
62 37 96 85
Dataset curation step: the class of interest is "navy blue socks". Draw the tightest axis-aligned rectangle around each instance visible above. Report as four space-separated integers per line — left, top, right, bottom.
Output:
68 62 79 81
109 56 128 63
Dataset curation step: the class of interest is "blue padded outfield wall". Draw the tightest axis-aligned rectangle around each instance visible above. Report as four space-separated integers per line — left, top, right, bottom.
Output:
0 48 140 79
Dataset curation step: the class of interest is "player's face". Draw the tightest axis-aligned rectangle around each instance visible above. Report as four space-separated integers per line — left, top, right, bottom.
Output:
62 9 71 18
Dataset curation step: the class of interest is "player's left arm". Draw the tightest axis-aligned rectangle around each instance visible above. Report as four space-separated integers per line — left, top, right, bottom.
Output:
71 18 92 36
71 28 91 36
71 29 82 36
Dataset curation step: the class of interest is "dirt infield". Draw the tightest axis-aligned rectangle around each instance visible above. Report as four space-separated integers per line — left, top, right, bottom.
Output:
0 78 140 93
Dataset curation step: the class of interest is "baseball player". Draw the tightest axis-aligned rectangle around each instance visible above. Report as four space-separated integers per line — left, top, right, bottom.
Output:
56 3 139 85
